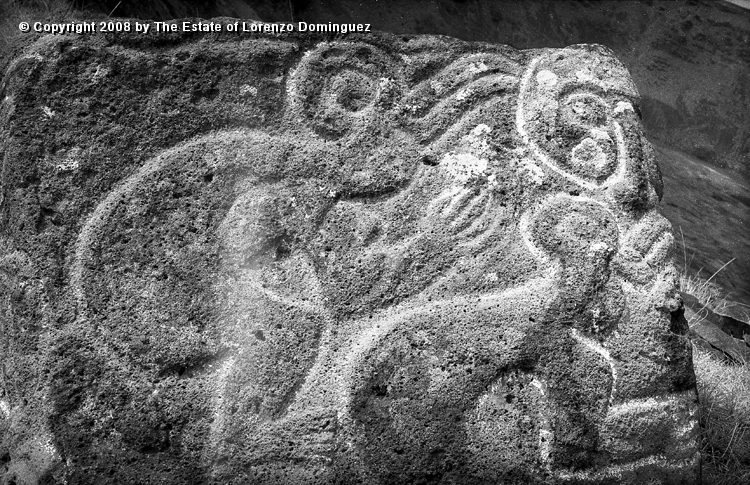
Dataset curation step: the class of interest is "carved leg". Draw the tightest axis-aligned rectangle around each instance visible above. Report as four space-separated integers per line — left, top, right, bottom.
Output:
205 185 333 481
341 275 558 483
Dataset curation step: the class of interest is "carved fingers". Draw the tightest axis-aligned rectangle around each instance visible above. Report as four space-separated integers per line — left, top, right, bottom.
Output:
612 212 675 286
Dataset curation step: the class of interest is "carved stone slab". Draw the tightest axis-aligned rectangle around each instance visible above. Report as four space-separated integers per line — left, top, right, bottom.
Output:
0 25 699 484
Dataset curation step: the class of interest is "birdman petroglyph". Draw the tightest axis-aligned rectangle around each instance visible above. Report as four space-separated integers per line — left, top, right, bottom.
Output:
58 35 699 484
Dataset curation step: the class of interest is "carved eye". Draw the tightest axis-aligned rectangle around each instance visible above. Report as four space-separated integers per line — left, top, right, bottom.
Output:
561 93 608 128
326 69 377 112
289 42 397 139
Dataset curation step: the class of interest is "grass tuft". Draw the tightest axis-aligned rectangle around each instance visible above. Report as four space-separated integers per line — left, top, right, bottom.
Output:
693 345 750 484
678 226 739 323
680 268 733 321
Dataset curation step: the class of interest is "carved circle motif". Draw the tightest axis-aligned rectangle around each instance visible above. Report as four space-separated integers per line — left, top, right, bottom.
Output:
288 42 399 139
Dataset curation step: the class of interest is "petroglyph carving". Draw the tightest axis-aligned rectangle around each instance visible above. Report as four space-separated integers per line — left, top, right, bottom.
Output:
18 35 698 483
288 42 400 139
513 46 699 481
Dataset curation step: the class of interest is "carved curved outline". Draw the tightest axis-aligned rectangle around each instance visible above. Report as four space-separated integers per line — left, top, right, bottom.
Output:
516 56 630 192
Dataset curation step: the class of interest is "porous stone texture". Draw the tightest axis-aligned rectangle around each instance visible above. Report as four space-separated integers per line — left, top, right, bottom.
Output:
0 24 699 484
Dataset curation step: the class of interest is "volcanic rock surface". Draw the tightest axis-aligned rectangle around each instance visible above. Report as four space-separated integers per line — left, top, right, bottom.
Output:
60 0 750 330
1 26 700 484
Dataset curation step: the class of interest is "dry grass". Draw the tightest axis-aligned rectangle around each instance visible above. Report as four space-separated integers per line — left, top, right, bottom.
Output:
693 346 750 484
681 269 732 318
678 229 750 481
677 226 740 323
